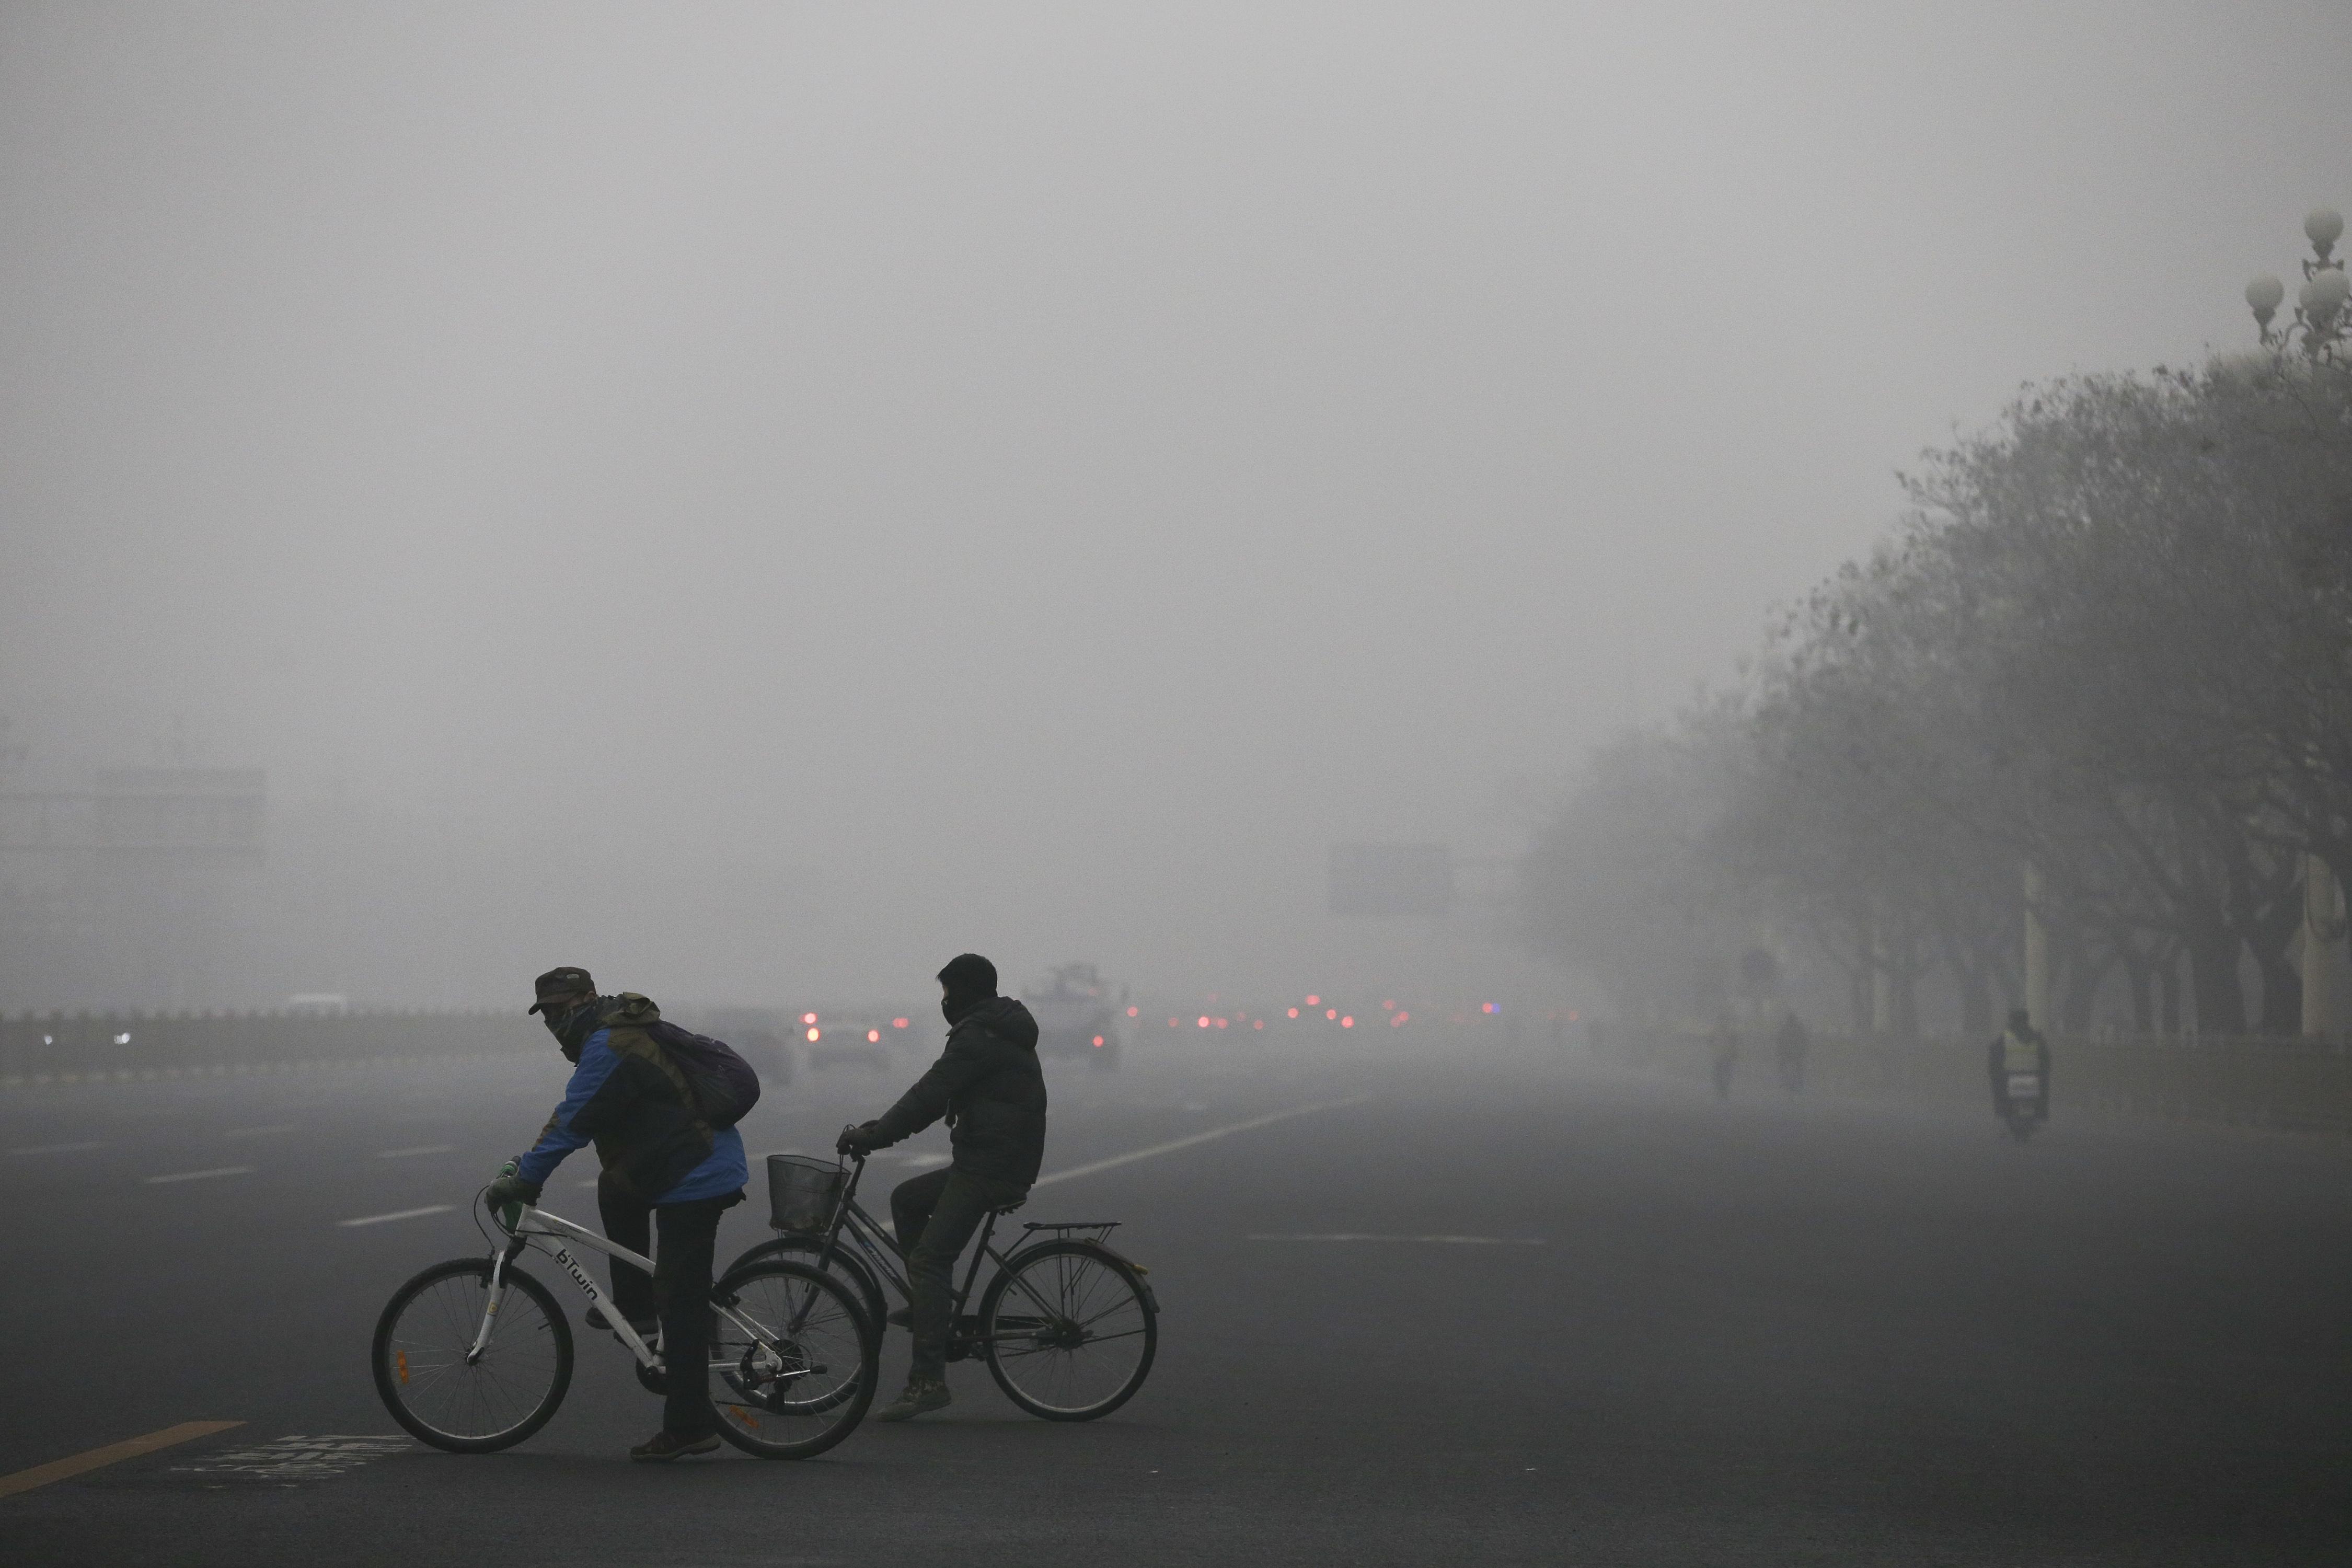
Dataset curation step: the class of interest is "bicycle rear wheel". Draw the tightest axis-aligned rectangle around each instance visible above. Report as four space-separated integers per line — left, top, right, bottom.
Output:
372 1258 572 1452
706 1259 878 1459
980 1240 1157 1421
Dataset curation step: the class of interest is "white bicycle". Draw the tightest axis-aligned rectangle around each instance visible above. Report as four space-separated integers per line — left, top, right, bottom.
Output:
371 1192 878 1458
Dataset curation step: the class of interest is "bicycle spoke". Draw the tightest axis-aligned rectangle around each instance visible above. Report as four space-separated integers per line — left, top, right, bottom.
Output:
702 1260 877 1457
983 1244 1156 1419
375 1262 570 1451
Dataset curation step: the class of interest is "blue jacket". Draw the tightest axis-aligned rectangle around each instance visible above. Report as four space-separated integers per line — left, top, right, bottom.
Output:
517 1008 747 1204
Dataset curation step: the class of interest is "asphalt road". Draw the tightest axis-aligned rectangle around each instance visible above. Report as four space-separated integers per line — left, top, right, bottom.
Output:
2 1035 2348 1566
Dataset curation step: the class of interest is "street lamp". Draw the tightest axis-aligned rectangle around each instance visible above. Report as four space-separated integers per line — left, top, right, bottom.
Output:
2246 207 2348 356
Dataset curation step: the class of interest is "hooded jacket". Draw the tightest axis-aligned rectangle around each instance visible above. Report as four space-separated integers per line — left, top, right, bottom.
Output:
516 993 747 1204
868 997 1048 1187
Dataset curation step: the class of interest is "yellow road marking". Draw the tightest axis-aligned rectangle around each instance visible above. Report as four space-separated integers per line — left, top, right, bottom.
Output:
0 1421 243 1499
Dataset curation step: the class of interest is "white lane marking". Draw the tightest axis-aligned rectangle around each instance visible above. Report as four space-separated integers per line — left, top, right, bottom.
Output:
374 1144 456 1159
336 1205 454 1228
1031 1094 1371 1189
223 1123 298 1139
897 1152 952 1170
144 1166 256 1185
1248 1233 1547 1246
9 1140 107 1156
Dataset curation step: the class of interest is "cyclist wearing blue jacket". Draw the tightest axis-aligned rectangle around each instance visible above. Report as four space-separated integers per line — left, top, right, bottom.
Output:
483 966 748 1462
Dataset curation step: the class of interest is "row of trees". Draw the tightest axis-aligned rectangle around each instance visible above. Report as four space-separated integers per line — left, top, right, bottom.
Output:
1521 332 2352 1040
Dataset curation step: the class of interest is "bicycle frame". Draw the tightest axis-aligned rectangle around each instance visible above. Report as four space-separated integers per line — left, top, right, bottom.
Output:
805 1158 1083 1340
477 1204 803 1378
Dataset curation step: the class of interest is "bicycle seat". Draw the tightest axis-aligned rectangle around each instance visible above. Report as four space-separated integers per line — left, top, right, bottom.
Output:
990 1198 1027 1217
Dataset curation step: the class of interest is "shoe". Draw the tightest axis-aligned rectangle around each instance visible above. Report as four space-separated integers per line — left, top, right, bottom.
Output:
629 1428 721 1462
886 1307 912 1329
874 1377 951 1422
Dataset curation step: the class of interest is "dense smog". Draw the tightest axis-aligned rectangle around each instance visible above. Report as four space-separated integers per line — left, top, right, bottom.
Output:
2 6 2348 1564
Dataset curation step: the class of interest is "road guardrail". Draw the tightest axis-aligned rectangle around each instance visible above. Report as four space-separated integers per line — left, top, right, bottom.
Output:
0 1009 527 1087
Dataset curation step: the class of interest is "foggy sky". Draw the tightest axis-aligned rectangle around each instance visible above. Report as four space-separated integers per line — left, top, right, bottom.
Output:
4 2 2349 1010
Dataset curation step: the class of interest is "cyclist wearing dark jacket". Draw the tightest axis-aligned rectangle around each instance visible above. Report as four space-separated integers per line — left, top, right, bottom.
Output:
840 952 1046 1422
1987 1007 2052 1125
482 967 748 1463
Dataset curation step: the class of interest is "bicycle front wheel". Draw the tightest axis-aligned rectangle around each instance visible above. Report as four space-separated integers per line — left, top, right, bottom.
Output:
372 1258 573 1452
981 1240 1157 1421
725 1233 891 1336
706 1259 878 1459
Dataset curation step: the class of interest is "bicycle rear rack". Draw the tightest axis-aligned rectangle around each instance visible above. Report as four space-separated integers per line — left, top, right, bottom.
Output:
1021 1219 1142 1267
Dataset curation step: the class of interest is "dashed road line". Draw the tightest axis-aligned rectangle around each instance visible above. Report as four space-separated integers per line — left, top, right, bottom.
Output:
223 1123 298 1139
1247 1233 1546 1246
144 1166 256 1185
337 1205 454 1228
1031 1094 1371 1189
0 1421 243 1498
8 1140 106 1156
374 1144 456 1159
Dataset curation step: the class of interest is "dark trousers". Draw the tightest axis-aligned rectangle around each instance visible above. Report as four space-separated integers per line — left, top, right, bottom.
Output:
598 1171 734 1437
891 1166 1027 1382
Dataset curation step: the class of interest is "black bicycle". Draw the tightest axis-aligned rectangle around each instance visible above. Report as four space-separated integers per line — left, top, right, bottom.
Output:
725 1147 1159 1421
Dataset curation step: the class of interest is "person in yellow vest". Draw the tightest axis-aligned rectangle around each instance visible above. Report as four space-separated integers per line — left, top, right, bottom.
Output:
1986 1008 2051 1125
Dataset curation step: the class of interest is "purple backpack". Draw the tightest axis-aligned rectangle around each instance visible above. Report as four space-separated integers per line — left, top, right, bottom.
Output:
647 1020 762 1129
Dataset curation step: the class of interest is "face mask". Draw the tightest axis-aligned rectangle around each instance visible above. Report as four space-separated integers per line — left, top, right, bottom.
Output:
546 997 598 1057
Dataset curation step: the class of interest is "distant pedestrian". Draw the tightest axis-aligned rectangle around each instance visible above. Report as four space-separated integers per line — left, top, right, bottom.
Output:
1709 1014 1738 1100
1775 1013 1809 1096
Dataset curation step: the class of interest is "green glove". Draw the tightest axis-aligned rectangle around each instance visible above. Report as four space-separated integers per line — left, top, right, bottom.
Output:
484 1172 542 1213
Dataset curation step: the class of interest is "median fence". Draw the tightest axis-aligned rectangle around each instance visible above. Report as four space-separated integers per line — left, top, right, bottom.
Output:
0 1009 531 1088
1609 1024 2352 1142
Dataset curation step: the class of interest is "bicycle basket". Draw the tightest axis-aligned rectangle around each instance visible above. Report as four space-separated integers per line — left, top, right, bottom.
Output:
766 1154 846 1232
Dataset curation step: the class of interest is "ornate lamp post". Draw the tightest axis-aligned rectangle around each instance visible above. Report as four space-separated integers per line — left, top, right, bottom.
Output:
2245 207 2348 358
2305 861 2347 1044
2246 207 2352 1039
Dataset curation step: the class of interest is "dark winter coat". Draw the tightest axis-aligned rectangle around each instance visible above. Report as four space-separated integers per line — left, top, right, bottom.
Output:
868 997 1048 1188
516 993 741 1203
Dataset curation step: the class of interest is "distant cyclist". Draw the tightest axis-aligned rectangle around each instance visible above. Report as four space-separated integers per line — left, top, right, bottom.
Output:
838 953 1046 1422
1987 1007 2051 1131
482 966 749 1462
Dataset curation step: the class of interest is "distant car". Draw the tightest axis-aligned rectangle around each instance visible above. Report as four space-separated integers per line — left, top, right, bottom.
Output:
284 993 351 1017
802 1013 904 1072
1021 963 1124 1069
